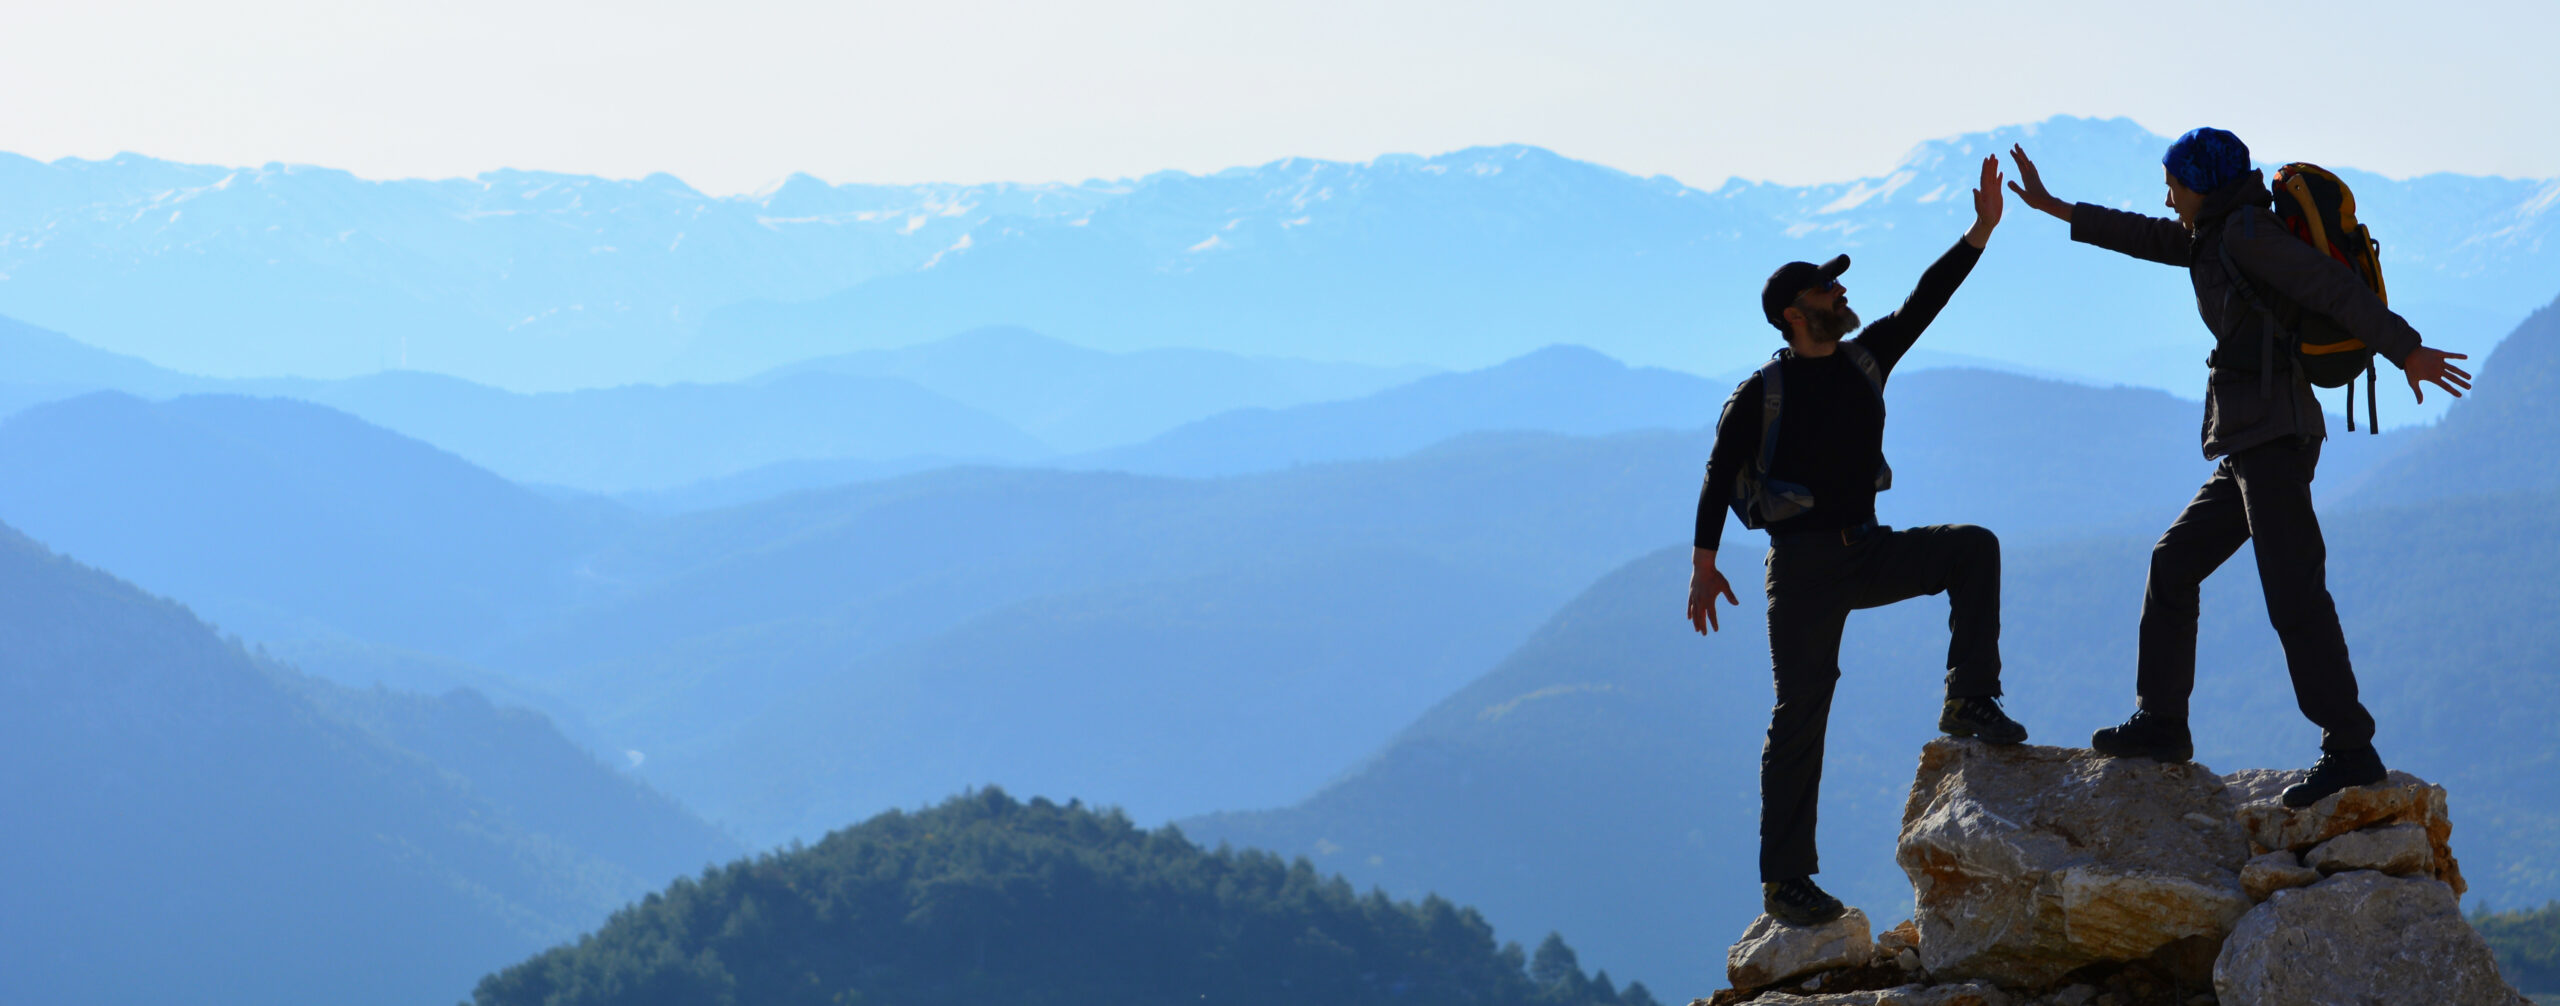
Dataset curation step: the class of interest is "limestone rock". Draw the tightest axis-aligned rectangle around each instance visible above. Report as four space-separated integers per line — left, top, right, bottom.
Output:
2222 768 2464 894
1728 980 2008 1005
1728 908 1874 990
2303 821 2434 877
1897 740 2253 987
1876 919 1919 954
2213 870 2525 1005
2237 851 2319 902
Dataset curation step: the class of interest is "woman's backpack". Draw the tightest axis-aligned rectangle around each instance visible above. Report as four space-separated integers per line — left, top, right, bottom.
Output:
2219 162 2391 432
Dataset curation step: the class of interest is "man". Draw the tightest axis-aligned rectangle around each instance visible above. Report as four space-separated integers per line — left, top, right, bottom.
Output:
2005 129 2472 807
1688 155 2026 928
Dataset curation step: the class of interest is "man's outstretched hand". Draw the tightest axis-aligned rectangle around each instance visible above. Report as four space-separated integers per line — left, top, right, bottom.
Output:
1965 155 2004 248
2005 144 2073 223
1688 549 1739 635
2405 346 2473 403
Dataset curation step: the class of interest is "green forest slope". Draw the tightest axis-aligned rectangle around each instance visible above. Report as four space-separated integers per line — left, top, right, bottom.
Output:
2480 902 2560 996
473 789 1656 1006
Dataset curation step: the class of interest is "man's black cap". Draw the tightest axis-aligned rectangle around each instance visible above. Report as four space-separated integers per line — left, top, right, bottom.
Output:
1761 254 1851 331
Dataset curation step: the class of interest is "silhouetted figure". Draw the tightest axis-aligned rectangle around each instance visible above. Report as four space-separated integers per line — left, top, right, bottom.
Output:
2006 128 2472 808
1688 156 2027 927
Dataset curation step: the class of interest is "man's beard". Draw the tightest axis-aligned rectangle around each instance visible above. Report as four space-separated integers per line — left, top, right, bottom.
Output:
1802 301 1861 343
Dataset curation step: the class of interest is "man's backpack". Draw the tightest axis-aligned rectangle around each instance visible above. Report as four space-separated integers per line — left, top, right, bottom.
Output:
1727 343 1892 530
2217 162 2389 432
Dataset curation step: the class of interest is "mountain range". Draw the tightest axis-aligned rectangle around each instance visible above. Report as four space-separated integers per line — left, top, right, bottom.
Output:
0 315 1428 492
0 523 736 1006
0 391 603 650
0 299 2434 504
0 152 1104 384
760 324 1438 453
0 332 2430 849
6 118 2552 405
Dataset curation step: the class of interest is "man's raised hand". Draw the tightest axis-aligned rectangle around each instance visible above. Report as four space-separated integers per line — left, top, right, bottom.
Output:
1688 549 1739 635
2005 144 2074 223
1965 155 2005 248
2405 346 2474 403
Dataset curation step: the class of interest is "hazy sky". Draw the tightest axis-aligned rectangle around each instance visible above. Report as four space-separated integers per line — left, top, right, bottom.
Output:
3 0 2552 194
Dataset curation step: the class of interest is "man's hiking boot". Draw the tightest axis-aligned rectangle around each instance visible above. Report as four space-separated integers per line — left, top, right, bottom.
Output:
2281 745 2387 808
1939 696 2028 745
2090 710 2194 762
1762 876 1847 927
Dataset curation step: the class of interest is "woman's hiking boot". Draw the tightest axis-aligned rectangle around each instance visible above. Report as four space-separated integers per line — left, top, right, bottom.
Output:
2090 710 2194 762
1938 696 2028 745
1762 876 1847 927
2280 745 2387 808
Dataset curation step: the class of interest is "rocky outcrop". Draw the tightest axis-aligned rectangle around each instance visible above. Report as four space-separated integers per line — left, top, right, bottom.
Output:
1893 741 2251 987
2212 870 2526 1005
2222 768 2464 894
1729 909 1875 990
1704 741 2524 1006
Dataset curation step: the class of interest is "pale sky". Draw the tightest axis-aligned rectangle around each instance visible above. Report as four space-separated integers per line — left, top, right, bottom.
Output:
2 0 2553 194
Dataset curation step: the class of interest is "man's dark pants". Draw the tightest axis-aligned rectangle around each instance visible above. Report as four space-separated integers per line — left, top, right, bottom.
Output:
1760 522 2003 882
2136 438 2376 752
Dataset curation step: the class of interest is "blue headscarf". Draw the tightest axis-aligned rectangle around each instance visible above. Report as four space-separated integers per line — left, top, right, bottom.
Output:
2163 127 2251 194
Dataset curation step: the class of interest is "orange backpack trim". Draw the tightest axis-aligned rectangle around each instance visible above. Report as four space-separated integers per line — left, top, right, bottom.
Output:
2270 163 2389 356
2273 163 2389 304
2263 162 2388 431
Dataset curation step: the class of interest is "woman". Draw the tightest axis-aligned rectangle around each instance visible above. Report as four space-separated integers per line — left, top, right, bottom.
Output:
2005 128 2470 808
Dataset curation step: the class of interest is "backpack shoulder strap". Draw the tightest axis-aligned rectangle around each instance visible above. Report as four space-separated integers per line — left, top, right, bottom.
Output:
1840 341 1887 394
1756 355 1786 478
2217 231 2285 400
2216 225 2279 315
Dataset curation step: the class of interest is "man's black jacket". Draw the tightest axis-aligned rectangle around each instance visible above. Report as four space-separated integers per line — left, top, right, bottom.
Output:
1694 238 1982 551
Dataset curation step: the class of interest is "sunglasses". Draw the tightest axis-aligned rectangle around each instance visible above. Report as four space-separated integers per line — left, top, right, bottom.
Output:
1798 279 1844 300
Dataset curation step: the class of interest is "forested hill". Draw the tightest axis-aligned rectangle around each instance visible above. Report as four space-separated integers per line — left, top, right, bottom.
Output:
473 788 1658 1006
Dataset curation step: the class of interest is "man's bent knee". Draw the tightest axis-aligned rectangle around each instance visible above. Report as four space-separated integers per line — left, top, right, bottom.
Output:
1929 524 1999 569
2148 538 2208 590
